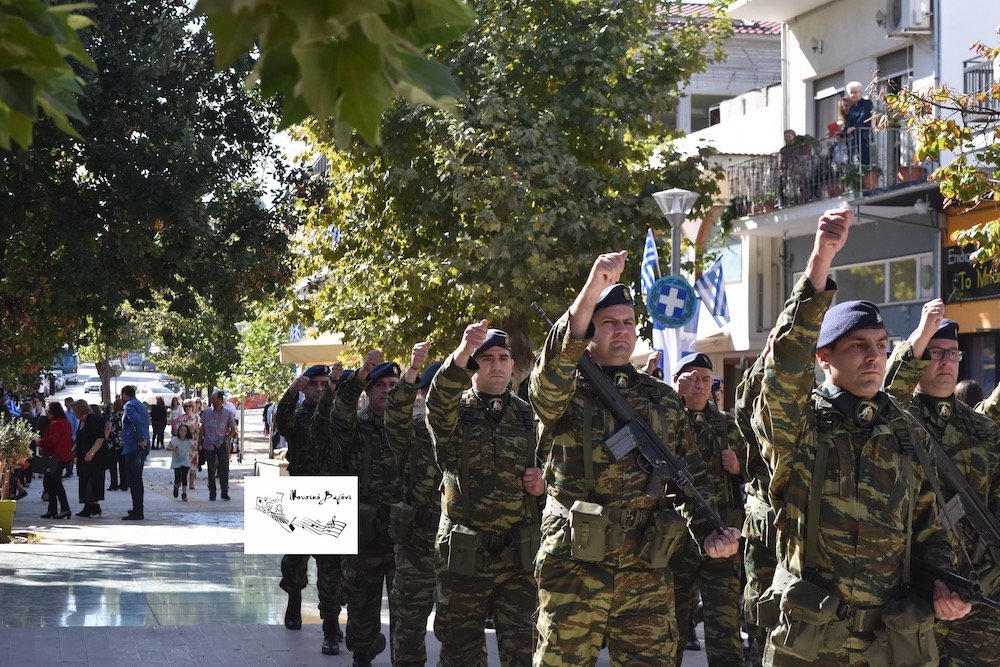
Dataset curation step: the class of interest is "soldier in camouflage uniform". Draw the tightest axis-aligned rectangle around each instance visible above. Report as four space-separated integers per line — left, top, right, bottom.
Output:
328 351 402 667
384 340 445 667
274 364 345 656
979 381 1000 424
884 300 1000 667
426 322 544 667
751 209 969 666
529 251 741 667
669 352 746 667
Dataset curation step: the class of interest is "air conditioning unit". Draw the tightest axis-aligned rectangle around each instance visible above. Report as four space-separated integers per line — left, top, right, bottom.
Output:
886 0 932 34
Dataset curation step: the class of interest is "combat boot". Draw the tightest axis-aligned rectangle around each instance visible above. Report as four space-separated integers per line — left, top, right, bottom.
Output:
283 591 302 630
350 632 386 667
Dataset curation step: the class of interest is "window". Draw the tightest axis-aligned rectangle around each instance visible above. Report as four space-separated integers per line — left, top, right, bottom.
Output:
813 71 844 137
793 252 932 305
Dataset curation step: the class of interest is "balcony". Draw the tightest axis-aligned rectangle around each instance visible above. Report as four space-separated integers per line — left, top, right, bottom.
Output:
725 128 937 218
963 57 999 116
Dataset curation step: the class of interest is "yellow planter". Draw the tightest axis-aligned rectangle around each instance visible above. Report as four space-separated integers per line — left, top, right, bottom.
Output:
0 499 15 537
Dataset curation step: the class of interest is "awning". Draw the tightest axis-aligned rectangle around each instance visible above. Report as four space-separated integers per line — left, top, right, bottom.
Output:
279 333 346 365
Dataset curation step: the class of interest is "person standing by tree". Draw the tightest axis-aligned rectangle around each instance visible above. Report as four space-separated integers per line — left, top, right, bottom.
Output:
120 385 149 521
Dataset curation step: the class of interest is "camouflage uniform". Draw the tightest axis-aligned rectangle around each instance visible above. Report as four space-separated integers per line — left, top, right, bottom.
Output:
885 344 1000 667
670 404 745 667
426 354 539 667
736 354 776 667
751 276 955 666
529 310 708 667
275 386 344 629
978 382 1000 425
384 378 442 667
328 373 403 661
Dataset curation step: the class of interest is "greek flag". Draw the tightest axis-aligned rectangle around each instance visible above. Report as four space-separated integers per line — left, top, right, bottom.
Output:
695 257 731 327
640 228 659 298
289 323 304 341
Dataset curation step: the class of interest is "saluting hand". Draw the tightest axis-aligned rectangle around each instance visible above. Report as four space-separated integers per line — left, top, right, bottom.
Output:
457 320 490 359
813 208 851 262
585 251 628 296
328 361 344 385
290 375 309 393
410 341 431 371
357 350 384 381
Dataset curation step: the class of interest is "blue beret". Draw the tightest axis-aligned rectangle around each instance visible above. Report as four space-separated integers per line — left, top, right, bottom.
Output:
594 283 634 312
929 318 959 341
673 352 713 378
817 300 884 349
418 361 443 390
467 329 510 370
368 361 401 383
303 365 329 378
336 369 355 388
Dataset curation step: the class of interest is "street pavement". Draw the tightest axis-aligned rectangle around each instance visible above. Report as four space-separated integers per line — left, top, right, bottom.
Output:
1 404 714 666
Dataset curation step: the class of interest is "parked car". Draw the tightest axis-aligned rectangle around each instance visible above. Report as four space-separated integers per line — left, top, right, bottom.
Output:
135 384 181 405
50 370 66 391
83 376 102 394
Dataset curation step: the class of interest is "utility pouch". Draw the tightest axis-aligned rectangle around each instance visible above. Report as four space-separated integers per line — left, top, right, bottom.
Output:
636 509 687 568
569 500 608 562
770 576 841 661
975 560 1000 598
388 501 417 544
878 596 938 667
445 524 481 577
358 503 380 543
508 523 541 573
755 585 780 631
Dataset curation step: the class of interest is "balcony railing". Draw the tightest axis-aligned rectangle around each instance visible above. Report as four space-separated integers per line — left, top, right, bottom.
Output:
963 57 999 114
725 128 936 216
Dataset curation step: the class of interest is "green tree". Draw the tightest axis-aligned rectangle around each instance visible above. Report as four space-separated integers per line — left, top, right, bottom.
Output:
882 40 1000 266
196 0 476 145
289 0 730 374
0 0 95 150
221 315 294 401
148 293 240 392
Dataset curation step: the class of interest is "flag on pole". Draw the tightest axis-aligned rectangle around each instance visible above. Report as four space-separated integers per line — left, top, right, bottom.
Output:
640 228 659 298
662 312 699 377
695 257 731 327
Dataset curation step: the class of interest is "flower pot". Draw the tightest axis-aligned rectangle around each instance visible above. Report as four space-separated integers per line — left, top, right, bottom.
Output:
0 499 15 537
863 172 880 191
896 166 925 182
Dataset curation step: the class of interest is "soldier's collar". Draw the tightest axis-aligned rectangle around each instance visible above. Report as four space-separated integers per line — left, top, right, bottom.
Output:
915 392 955 425
816 383 891 429
594 363 636 390
470 390 509 416
687 407 710 426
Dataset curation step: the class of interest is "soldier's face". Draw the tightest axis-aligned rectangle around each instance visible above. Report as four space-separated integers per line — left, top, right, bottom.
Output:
588 305 637 366
816 329 888 399
302 376 329 404
366 377 397 416
472 349 514 395
675 368 713 411
918 340 960 398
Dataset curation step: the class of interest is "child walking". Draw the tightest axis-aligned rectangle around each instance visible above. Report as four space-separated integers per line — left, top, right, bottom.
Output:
166 423 194 501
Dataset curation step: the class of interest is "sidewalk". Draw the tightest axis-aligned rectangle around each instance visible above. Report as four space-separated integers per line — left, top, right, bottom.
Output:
1 409 711 666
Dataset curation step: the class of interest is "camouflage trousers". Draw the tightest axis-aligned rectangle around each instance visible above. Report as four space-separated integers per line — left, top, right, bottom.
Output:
344 542 397 660
434 537 536 666
936 602 1000 666
670 538 744 667
391 523 437 667
743 507 777 667
535 553 677 667
278 554 343 622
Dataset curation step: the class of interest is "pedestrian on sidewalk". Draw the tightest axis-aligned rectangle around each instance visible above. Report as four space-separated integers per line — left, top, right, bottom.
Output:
199 390 236 502
120 385 150 520
37 402 74 519
150 397 168 450
166 423 193 501
72 400 107 518
176 399 201 489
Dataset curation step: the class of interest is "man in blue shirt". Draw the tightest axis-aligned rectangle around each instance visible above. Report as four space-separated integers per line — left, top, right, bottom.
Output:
120 385 150 520
63 396 79 478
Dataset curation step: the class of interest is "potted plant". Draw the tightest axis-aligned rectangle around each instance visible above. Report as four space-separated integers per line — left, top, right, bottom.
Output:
0 416 34 537
839 163 882 192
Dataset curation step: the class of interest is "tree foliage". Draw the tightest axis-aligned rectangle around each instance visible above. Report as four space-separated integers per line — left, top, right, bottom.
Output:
288 0 730 373
882 40 1000 266
0 0 95 150
196 0 476 145
221 315 294 400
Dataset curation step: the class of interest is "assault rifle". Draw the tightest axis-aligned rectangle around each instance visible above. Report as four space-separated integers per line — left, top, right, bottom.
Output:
911 561 1000 610
531 302 726 535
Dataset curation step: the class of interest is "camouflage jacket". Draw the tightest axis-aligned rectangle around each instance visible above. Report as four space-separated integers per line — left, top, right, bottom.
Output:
529 310 709 566
978 382 1000 425
686 404 746 526
736 352 771 511
385 379 442 516
751 275 953 607
275 389 336 476
329 374 402 507
885 344 1000 572
426 354 539 533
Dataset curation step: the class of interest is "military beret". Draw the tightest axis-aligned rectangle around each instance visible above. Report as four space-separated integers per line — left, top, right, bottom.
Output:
594 283 634 313
418 361 444 391
336 369 355 388
467 329 511 371
817 300 884 349
929 318 959 341
368 361 401 383
303 365 329 378
673 352 713 378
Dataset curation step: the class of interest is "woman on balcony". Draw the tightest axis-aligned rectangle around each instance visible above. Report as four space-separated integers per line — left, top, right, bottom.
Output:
844 81 875 166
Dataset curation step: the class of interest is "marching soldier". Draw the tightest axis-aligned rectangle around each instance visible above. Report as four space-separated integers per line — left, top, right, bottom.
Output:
529 251 740 666
884 300 1000 666
979 381 1000 424
426 323 543 666
669 352 746 667
751 209 968 665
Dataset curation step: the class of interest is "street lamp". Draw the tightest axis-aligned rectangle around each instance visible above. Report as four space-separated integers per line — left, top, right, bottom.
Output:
652 188 699 276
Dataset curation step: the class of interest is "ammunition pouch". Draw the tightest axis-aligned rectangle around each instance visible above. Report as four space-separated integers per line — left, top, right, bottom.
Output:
388 501 417 544
507 523 541 573
769 574 843 661
444 523 482 577
569 501 609 562
635 509 687 568
868 596 937 667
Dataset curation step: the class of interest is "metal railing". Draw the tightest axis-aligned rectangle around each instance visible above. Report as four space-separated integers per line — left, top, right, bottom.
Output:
963 58 999 114
725 128 936 216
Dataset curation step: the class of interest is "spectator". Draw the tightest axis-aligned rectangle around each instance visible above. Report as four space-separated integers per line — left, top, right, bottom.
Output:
149 396 168 450
199 390 236 502
844 80 874 166
63 397 78 478
955 379 984 407
37 402 74 519
176 399 202 490
104 401 125 492
168 397 183 434
72 399 107 518
166 423 194 501
120 385 150 520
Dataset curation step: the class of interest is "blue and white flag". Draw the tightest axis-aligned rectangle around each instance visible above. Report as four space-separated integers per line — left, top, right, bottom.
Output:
695 257 731 327
640 228 659 298
289 323 304 341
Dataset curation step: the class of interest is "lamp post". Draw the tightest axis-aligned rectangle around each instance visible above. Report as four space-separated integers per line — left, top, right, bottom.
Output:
652 188 699 276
